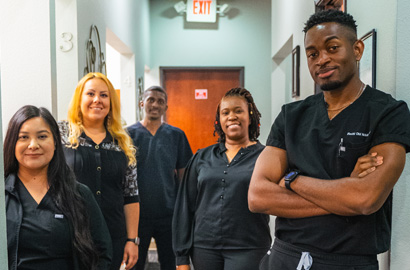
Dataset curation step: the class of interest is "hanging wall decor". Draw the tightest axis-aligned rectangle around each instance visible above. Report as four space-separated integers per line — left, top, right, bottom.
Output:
359 29 377 88
137 77 144 121
292 45 300 97
84 24 106 75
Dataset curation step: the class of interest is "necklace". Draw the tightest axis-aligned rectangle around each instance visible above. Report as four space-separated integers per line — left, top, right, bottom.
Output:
325 83 366 112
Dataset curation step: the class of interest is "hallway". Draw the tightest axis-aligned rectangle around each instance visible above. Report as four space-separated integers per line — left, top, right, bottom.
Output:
2 1 410 270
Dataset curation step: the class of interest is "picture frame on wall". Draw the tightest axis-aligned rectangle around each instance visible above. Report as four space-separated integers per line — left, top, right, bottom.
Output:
359 29 377 88
315 0 346 12
292 45 300 97
137 76 144 121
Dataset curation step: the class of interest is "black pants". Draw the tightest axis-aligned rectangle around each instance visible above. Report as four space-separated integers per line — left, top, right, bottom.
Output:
260 238 379 270
192 247 268 270
133 216 175 270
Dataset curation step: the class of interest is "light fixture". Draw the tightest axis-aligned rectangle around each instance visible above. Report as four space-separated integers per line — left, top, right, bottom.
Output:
174 1 187 14
217 3 230 15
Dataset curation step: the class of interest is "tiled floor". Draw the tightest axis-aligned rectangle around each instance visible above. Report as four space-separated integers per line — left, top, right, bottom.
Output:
144 250 160 270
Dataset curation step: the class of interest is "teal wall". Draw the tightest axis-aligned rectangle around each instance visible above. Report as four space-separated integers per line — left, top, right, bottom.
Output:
149 0 272 142
75 0 149 85
102 0 150 77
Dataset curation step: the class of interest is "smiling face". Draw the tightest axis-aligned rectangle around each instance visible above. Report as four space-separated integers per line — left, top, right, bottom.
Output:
141 90 168 121
219 96 250 142
15 117 55 174
80 78 110 124
304 22 362 91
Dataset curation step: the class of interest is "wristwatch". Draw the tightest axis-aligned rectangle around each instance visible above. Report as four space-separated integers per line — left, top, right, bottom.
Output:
126 237 140 245
284 170 300 191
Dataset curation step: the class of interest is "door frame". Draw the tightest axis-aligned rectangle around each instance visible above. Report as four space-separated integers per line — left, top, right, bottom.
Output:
159 66 245 89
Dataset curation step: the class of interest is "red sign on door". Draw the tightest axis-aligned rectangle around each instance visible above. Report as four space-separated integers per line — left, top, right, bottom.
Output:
195 89 208 99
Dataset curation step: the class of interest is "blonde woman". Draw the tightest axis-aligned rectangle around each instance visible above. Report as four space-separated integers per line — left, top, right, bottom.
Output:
59 72 139 270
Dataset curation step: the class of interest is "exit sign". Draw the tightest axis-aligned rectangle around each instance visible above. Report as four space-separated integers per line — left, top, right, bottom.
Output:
187 0 217 23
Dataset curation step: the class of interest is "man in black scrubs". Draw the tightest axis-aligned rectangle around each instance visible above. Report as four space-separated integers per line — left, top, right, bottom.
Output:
248 10 410 270
127 86 193 270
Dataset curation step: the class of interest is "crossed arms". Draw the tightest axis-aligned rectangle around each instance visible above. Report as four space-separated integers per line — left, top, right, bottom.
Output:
248 142 406 218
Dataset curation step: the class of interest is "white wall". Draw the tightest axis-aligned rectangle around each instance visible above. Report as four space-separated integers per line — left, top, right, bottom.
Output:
348 1 397 95
106 43 122 89
391 0 410 269
55 0 80 120
0 1 57 132
0 41 7 270
271 0 315 104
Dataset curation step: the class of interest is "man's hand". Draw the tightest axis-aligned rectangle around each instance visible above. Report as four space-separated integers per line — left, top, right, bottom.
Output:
122 242 138 269
351 152 383 178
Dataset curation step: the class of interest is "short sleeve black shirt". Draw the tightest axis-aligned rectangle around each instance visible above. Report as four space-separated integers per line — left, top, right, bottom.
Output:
127 122 193 219
267 86 410 254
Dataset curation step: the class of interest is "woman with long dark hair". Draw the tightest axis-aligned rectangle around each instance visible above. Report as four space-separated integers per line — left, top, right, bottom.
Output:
4 105 112 270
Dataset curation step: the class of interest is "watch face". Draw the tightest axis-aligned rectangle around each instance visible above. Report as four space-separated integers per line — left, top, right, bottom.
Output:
286 171 297 179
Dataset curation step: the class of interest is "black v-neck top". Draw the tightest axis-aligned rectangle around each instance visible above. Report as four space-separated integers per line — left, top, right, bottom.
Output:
16 179 73 270
127 122 192 219
267 86 410 254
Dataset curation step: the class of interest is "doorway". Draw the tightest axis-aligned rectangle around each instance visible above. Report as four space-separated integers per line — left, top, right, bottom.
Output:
160 67 244 153
106 28 136 126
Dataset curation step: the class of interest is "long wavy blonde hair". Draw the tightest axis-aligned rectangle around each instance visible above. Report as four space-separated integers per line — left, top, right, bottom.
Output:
67 72 136 165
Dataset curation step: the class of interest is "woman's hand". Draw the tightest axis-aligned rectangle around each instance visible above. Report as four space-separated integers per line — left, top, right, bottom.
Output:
351 152 383 178
122 242 138 269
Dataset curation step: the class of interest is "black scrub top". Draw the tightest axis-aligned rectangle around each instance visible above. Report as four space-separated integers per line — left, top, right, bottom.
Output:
267 86 410 255
127 122 193 219
173 142 271 265
16 179 73 270
59 121 139 241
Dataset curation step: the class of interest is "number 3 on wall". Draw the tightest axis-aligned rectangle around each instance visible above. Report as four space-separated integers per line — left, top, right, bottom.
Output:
59 32 73 52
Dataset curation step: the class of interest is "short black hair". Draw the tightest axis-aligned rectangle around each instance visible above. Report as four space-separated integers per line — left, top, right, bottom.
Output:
143 85 168 102
214 87 261 142
303 9 357 34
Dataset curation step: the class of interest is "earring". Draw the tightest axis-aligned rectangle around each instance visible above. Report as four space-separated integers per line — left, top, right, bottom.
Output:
215 121 218 125
250 111 253 115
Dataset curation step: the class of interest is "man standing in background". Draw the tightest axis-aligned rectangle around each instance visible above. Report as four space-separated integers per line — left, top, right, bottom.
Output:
127 86 193 270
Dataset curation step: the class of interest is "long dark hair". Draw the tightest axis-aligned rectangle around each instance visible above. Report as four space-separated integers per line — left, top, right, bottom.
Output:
214 87 261 142
4 105 99 269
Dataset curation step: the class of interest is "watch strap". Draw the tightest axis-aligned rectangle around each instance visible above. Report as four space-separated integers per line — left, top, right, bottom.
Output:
126 237 140 245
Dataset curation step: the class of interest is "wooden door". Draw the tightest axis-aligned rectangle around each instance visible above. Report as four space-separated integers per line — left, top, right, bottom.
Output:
161 67 244 153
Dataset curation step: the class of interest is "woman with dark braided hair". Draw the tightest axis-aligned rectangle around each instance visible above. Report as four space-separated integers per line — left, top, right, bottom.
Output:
4 105 112 270
172 88 271 270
